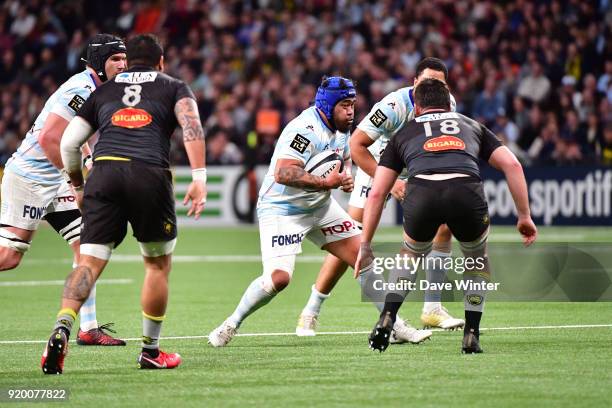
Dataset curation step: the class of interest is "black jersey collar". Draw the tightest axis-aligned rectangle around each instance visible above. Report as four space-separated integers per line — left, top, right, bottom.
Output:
126 65 158 72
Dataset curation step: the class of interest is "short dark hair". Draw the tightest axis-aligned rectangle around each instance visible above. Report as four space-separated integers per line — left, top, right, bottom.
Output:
126 34 163 67
415 57 448 80
414 78 451 110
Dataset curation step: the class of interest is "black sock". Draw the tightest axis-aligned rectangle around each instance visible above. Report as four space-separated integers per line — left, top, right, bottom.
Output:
57 327 70 339
464 310 482 337
142 348 159 358
381 293 405 323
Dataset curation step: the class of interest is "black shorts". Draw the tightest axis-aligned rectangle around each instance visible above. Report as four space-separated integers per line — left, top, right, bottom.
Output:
402 176 489 243
80 161 177 247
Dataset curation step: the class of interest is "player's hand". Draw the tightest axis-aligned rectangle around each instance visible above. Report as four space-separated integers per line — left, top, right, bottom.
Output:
340 170 354 193
354 242 374 279
72 184 84 210
390 179 406 202
322 165 343 190
184 180 207 220
517 215 537 246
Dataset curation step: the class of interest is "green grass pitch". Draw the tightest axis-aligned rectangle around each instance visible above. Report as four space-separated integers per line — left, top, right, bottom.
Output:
0 225 610 407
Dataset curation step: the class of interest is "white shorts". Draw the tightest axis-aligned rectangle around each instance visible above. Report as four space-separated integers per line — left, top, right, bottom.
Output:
348 167 372 208
0 170 78 230
259 198 360 262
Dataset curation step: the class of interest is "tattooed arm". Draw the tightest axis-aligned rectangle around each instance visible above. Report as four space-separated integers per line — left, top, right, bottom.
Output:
174 96 207 219
274 158 343 190
174 97 205 169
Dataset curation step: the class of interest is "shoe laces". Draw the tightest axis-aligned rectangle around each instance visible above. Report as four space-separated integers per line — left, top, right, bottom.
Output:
393 318 416 334
219 324 237 341
95 322 118 335
300 314 318 329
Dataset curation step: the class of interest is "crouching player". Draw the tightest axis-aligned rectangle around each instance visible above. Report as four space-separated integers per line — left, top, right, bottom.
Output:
208 77 359 346
356 79 537 353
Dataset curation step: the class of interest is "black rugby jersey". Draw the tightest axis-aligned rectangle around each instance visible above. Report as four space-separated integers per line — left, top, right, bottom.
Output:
77 66 195 168
379 111 502 179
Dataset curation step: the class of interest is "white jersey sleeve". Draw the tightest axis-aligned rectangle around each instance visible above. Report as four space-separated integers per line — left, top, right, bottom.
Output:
50 82 92 122
357 91 408 142
4 70 95 184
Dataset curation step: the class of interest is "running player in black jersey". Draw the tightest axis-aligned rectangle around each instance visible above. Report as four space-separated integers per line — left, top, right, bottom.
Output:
355 79 537 354
41 34 207 374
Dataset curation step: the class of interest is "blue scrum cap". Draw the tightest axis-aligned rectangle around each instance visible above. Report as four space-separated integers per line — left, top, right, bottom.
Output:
315 76 356 123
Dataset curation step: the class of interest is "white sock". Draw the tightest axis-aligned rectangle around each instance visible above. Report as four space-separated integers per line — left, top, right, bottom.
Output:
423 250 450 312
227 276 276 328
142 313 163 351
78 260 98 332
301 285 329 316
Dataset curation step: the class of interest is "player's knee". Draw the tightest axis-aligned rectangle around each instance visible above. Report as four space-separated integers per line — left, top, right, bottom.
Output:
0 248 23 271
270 269 291 292
403 240 433 257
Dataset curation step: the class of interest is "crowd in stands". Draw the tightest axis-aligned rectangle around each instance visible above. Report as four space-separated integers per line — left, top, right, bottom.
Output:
0 0 611 167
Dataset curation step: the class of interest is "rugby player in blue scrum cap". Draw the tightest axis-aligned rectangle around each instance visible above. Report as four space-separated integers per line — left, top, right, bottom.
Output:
209 76 362 346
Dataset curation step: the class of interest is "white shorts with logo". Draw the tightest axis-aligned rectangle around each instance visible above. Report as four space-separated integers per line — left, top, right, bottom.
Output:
259 198 360 264
0 170 78 230
348 167 373 209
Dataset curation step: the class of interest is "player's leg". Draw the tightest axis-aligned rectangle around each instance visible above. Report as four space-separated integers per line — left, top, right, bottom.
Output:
42 163 127 374
366 178 442 352
368 233 434 352
0 171 42 270
209 254 297 347
45 183 125 346
444 178 491 354
420 224 465 330
296 205 361 336
209 213 307 347
42 249 110 374
0 226 34 270
137 240 182 369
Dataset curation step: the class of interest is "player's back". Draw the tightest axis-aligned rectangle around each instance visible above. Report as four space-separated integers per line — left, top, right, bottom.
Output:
6 70 95 184
78 67 194 168
257 106 350 217
384 111 500 179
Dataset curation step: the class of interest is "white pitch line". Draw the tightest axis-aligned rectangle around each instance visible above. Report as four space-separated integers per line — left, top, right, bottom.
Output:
0 278 133 287
1 324 610 345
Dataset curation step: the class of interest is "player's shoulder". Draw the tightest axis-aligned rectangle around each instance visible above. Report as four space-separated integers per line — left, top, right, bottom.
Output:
56 70 95 96
284 107 321 139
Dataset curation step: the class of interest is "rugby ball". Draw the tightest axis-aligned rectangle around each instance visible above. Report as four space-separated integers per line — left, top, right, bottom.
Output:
305 151 344 178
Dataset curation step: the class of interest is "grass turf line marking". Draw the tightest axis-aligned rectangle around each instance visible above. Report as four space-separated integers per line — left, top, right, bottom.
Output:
2 324 611 344
0 278 133 287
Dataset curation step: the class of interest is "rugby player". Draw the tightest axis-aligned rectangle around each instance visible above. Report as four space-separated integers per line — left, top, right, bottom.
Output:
356 79 537 353
41 34 207 373
296 58 463 343
0 34 127 346
208 76 359 347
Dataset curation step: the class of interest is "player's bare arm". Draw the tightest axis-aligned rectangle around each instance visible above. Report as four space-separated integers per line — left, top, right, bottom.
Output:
38 113 71 169
175 96 207 219
488 146 537 246
274 158 347 190
355 165 399 276
351 129 405 201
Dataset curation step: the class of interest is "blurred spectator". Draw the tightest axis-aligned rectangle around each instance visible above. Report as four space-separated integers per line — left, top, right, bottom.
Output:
517 61 551 104
206 128 243 165
473 77 506 127
0 0 609 167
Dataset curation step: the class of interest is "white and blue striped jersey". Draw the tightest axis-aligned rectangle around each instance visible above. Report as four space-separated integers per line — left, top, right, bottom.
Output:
357 86 456 161
257 106 350 216
5 70 96 184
